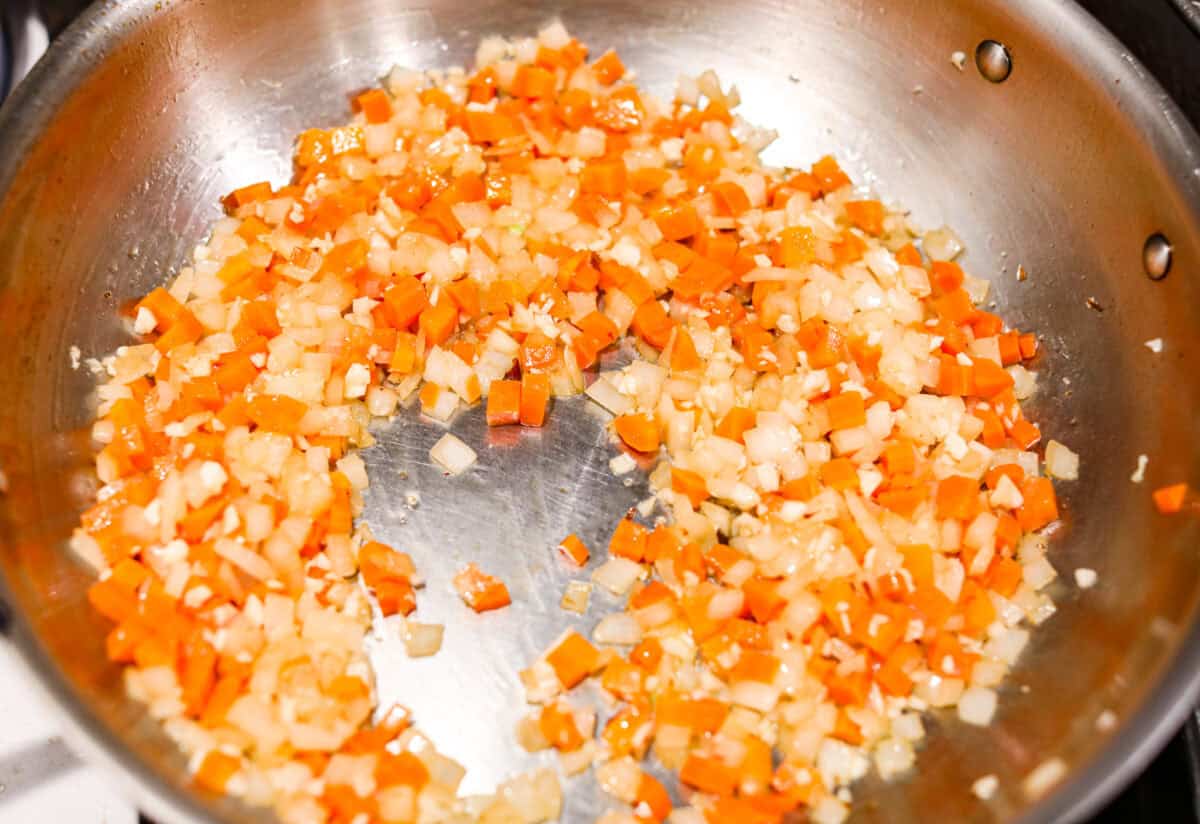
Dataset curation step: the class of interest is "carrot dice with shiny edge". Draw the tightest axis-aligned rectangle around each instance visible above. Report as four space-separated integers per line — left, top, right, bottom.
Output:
545 631 600 689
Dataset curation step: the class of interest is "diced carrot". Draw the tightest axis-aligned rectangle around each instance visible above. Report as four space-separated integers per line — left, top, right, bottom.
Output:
577 311 619 346
539 702 585 751
820 458 859 491
668 327 701 372
976 407 1007 448
987 557 1024 597
632 300 674 349
1017 477 1059 531
930 260 964 293
355 88 392 123
672 256 735 299
592 50 626 85
557 533 590 566
876 644 919 697
630 582 675 612
381 276 428 329
614 413 660 453
1019 332 1039 359
629 167 670 195
453 563 511 612
778 225 816 268
730 650 781 683
679 754 737 797
358 542 416 589
557 88 594 129
811 155 851 193
670 467 708 507
519 372 550 427
511 64 557 99
467 67 499 104
197 674 244 728
246 394 307 435
934 288 978 325
831 708 865 742
580 160 627 198
636 772 673 822
654 203 700 241
1009 417 1041 450
972 311 1004 338
137 287 187 330
644 525 680 563
881 441 916 475
997 331 1022 366
486 379 521 426
706 796 783 824
195 750 241 793
222 182 274 216
376 751 429 789
844 200 884 235
697 230 738 266
935 353 972 397
895 243 922 266
711 180 751 216
825 391 866 430
962 586 998 635
418 299 458 346
1154 483 1189 514
154 310 204 353
610 518 648 562
936 475 979 521
972 358 1014 398
675 542 705 583
464 110 525 143
445 278 481 319
715 407 756 443
630 638 663 673
375 577 417 616
545 631 600 689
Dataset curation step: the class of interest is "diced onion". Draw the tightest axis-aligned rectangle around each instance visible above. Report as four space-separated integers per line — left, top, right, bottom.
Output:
591 557 645 595
1044 440 1079 480
585 376 633 416
957 686 998 725
593 613 643 645
873 737 915 780
923 226 964 261
402 622 444 657
429 433 477 475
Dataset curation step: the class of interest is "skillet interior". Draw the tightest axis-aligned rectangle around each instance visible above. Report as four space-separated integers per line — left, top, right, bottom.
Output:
0 0 1199 821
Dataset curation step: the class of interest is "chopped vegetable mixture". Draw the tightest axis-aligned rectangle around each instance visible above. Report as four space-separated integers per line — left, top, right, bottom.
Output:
71 22 1094 824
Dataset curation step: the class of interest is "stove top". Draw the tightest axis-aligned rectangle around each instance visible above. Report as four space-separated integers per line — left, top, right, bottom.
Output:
2 2 1199 823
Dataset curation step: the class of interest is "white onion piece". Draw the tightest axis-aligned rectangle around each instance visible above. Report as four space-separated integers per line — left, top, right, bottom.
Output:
923 226 964 261
596 757 641 803
591 557 644 595
1022 555 1057 590
874 737 915 780
706 588 744 621
730 679 780 712
560 581 591 614
402 622 444 657
1044 440 1079 480
429 433 477 475
958 686 998 725
585 376 633 416
985 627 1030 664
214 538 275 581
593 613 643 645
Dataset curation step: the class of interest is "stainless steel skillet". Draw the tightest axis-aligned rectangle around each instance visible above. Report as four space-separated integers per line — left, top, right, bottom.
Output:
0 0 1199 821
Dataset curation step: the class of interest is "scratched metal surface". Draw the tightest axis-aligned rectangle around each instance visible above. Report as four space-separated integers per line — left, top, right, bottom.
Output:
1 1 1200 823
363 369 650 818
